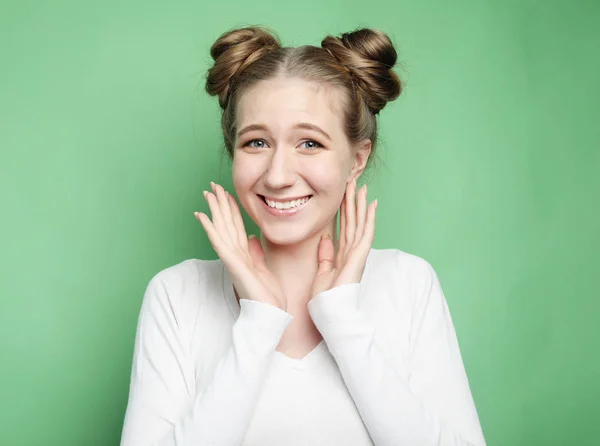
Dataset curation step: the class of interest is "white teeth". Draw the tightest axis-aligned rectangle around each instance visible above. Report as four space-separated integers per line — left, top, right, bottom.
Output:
265 196 310 210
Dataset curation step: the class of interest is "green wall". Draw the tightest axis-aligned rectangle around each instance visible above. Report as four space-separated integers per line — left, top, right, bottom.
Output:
1 0 598 444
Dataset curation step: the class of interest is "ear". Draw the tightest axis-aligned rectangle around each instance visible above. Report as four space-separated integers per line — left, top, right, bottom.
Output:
349 139 372 182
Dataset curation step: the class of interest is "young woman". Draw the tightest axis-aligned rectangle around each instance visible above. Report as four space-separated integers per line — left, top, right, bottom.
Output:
120 27 486 446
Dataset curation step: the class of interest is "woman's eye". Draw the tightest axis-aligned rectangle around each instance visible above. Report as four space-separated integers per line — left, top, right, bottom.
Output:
300 140 323 150
245 139 267 149
242 139 322 150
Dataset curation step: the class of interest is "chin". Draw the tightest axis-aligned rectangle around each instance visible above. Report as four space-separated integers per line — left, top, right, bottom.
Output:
260 227 311 246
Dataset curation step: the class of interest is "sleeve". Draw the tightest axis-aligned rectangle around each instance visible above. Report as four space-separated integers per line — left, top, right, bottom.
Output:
307 256 486 446
120 273 293 446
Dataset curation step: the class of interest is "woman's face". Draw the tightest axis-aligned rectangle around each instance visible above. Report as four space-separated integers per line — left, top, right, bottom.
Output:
232 76 370 245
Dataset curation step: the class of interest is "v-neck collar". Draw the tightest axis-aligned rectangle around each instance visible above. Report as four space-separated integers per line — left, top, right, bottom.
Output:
273 339 328 370
220 251 374 369
221 271 329 369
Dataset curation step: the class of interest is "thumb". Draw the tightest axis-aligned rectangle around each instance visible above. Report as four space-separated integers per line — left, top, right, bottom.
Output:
247 235 267 269
317 234 335 275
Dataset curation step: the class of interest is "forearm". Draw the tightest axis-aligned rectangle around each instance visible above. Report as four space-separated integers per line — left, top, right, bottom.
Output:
308 284 485 446
121 299 293 446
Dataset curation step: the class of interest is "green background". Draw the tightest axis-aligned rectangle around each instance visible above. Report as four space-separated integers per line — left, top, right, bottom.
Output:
1 0 598 444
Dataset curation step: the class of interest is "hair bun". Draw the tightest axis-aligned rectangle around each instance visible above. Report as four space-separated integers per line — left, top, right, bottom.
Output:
205 27 281 108
321 28 402 114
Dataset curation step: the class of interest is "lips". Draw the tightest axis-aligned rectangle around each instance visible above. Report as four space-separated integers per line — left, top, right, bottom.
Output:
258 194 312 216
258 194 312 203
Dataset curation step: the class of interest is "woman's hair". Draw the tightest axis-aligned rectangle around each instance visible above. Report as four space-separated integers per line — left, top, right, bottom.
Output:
205 26 403 168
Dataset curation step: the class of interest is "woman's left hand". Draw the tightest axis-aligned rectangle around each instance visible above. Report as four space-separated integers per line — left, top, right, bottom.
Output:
309 178 378 299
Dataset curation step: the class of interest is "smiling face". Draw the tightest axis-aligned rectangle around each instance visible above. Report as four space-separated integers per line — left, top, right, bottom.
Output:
232 76 370 246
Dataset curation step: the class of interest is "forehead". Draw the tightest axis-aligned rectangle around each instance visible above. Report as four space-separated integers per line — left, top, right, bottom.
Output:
236 76 346 136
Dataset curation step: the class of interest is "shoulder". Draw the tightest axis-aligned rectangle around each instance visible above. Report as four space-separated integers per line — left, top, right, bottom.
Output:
147 258 222 293
366 247 439 305
368 247 436 283
139 258 225 328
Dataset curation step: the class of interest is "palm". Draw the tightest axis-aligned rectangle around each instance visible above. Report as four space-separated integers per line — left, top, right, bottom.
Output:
310 179 378 299
194 182 287 311
234 241 287 311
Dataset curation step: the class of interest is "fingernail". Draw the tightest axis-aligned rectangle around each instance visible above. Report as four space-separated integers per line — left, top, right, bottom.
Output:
203 190 207 198
249 234 257 239
374 199 379 208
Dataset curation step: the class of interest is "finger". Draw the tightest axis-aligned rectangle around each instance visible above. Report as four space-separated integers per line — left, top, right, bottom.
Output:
195 211 230 260
204 190 233 250
317 235 335 275
228 193 249 253
354 184 367 247
359 199 378 251
344 178 357 251
213 183 239 248
338 194 346 265
247 235 267 270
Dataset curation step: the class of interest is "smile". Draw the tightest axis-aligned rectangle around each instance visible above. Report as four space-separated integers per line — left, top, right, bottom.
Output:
258 194 312 216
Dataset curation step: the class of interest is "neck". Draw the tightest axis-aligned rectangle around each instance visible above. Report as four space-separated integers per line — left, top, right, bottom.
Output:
259 217 338 307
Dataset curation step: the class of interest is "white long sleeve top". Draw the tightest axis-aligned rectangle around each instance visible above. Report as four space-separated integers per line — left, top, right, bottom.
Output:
120 248 486 445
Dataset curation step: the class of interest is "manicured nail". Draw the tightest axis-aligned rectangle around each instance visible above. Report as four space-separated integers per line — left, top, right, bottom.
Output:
203 190 207 198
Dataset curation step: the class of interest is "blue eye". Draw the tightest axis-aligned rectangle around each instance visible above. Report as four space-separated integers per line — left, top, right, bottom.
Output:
242 139 323 150
300 140 323 150
245 139 267 149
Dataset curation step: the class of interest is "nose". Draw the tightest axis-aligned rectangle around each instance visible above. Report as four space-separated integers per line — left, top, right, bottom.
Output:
263 147 296 190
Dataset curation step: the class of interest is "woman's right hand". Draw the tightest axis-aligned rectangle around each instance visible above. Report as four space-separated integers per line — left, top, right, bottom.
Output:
194 182 287 312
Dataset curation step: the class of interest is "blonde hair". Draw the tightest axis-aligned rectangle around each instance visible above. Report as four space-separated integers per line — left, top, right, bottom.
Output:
205 26 403 167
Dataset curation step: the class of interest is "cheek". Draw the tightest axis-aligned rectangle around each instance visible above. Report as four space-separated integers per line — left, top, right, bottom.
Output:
302 158 348 195
232 157 260 191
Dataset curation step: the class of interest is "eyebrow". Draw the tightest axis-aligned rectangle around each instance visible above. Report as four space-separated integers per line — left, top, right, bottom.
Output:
236 123 332 141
